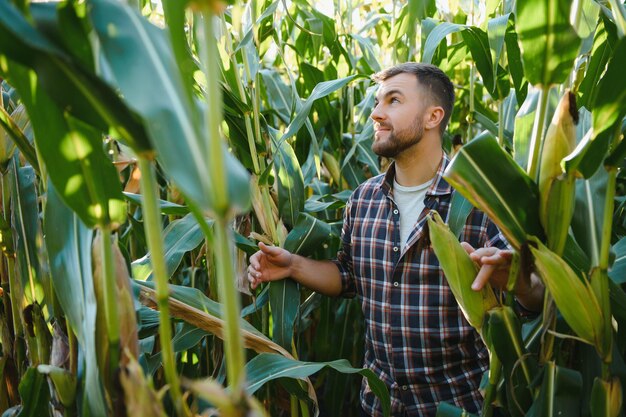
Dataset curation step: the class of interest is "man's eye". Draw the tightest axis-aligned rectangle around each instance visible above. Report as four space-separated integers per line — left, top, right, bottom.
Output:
391 98 400 103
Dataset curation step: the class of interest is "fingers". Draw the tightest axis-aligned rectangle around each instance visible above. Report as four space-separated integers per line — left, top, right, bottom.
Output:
461 242 475 255
247 264 260 289
469 247 512 266
259 241 282 256
471 264 497 291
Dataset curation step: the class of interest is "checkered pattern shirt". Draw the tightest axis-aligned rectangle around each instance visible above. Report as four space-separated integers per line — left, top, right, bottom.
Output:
334 156 507 417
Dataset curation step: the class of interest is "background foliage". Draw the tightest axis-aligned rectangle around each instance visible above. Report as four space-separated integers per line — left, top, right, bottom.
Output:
0 0 625 416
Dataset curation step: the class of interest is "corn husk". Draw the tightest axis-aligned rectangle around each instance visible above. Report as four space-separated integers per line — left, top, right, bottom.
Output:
538 91 578 255
92 231 139 374
427 211 499 332
591 377 623 417
529 237 606 356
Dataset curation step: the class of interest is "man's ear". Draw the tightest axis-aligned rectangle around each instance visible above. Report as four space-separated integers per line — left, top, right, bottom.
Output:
424 106 445 131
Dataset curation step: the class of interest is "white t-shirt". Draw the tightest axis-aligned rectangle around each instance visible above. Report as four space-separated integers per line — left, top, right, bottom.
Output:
393 179 433 249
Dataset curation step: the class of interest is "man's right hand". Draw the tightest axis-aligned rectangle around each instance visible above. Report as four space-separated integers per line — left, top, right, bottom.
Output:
247 242 294 290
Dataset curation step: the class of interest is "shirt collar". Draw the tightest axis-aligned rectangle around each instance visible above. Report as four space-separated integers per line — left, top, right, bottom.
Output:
379 153 453 197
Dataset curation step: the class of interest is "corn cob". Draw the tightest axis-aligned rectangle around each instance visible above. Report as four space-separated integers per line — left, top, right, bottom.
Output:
92 231 139 372
529 237 606 356
538 90 578 255
591 377 623 417
427 211 499 332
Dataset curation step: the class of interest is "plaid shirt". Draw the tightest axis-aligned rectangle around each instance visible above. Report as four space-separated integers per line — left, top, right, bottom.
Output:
335 156 507 417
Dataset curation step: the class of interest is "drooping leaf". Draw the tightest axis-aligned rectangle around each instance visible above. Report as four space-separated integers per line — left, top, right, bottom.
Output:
570 0 601 38
422 21 464 64
245 353 391 417
6 64 126 228
504 16 528 104
488 14 511 93
280 75 355 142
283 212 333 256
517 0 581 87
0 1 152 152
131 214 206 281
123 192 189 216
89 0 251 215
445 134 542 249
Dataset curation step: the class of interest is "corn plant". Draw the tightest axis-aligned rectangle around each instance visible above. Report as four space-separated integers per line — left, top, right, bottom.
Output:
0 0 625 416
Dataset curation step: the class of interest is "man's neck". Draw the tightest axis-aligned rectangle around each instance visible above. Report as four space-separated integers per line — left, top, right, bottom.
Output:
393 137 444 187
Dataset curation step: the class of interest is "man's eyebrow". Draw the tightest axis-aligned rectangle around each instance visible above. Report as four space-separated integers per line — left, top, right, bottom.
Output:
374 89 405 102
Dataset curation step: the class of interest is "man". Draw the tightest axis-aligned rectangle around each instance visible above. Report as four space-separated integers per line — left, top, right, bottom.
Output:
247 63 544 416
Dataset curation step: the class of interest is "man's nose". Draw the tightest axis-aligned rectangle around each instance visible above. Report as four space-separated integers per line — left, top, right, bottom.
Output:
370 104 385 122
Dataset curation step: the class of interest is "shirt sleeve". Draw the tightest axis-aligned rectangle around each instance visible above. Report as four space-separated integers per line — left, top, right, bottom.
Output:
332 196 357 298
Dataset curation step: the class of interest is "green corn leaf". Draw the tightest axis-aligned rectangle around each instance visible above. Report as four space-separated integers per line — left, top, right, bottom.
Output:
488 14 511 93
0 104 36 172
269 127 305 228
565 37 626 178
0 1 152 152
435 402 477 417
517 0 581 87
131 214 206 281
504 16 528 105
280 75 355 143
245 353 391 417
578 18 612 109
10 161 42 305
44 183 107 416
15 368 49 417
123 192 189 216
447 191 473 239
89 0 251 216
445 134 542 249
525 362 583 417
7 65 126 228
269 213 333 350
572 168 606 267
283 212 333 256
571 0 601 38
36 365 77 407
485 307 537 416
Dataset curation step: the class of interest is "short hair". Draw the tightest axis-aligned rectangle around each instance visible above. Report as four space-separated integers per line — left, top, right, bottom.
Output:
371 63 455 135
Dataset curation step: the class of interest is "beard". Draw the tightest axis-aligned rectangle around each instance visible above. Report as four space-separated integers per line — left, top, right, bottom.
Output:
371 116 424 158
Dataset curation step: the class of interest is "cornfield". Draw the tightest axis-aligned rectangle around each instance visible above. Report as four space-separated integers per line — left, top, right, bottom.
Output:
0 0 625 416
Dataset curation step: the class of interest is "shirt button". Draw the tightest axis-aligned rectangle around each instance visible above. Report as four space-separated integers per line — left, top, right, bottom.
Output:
401 385 409 391
393 246 399 252
393 209 399 215
393 282 399 287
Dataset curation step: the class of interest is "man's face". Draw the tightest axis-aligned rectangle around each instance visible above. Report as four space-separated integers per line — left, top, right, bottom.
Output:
370 73 427 158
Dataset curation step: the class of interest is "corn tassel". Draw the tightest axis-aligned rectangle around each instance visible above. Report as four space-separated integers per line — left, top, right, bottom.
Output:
427 211 499 332
538 90 578 255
